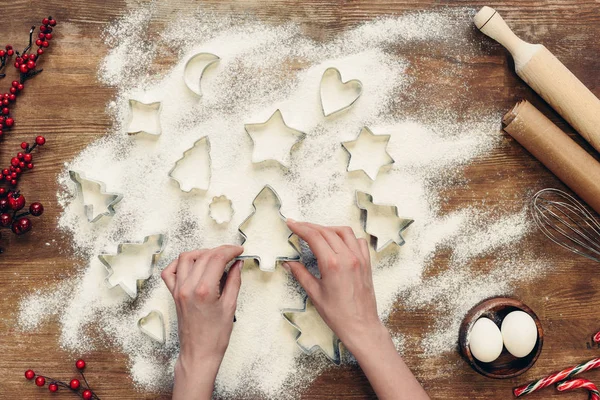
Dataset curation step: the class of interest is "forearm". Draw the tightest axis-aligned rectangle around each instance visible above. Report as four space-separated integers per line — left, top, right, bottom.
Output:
172 356 221 400
347 325 429 400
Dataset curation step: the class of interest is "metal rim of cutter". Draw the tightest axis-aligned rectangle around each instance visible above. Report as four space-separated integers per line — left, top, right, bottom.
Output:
126 99 162 136
69 170 124 223
183 52 220 96
320 67 363 117
341 126 395 181
167 136 212 193
137 309 166 344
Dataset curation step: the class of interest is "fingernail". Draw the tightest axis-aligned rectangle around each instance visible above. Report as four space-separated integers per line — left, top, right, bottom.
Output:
282 262 291 272
287 218 295 224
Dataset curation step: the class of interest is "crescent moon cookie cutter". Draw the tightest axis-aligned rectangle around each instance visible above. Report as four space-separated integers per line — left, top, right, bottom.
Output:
183 52 220 96
282 296 342 365
356 191 414 252
138 309 166 344
68 170 124 223
167 136 212 193
320 67 363 117
234 185 300 272
126 99 162 136
98 234 167 299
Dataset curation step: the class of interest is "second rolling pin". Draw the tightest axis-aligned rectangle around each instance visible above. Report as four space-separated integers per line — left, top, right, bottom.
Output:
503 100 600 214
475 7 600 153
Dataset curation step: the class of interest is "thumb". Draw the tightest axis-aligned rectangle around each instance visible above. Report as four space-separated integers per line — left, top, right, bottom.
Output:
222 260 243 308
284 261 320 299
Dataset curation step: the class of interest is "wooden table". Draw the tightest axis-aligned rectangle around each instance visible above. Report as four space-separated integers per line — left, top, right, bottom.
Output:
1 1 599 398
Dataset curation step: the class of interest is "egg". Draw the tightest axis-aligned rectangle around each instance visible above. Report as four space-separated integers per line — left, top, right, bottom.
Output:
468 317 503 363
501 311 538 358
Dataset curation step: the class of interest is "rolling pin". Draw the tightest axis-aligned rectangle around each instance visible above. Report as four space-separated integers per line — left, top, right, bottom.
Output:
474 7 600 153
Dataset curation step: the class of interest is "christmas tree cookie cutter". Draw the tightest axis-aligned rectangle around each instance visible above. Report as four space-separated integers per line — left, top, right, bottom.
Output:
126 99 162 136
69 170 123 223
168 136 212 193
320 67 363 117
137 310 166 344
356 191 413 252
209 195 234 224
183 52 220 96
342 127 394 180
99 234 166 299
282 296 342 365
235 185 300 272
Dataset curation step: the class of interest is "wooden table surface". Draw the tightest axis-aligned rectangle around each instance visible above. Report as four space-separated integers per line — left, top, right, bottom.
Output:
1 0 600 399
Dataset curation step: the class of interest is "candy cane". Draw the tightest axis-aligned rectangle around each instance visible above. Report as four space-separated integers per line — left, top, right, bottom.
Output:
514 358 600 397
557 378 600 400
593 330 600 343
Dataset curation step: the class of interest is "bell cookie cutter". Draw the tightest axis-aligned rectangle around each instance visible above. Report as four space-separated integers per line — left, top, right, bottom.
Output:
168 136 212 193
209 195 234 224
244 109 306 168
183 52 220 96
320 67 363 117
356 191 413 252
282 296 342 365
99 234 167 299
69 170 123 223
235 185 300 272
341 126 394 181
138 309 166 344
126 99 162 136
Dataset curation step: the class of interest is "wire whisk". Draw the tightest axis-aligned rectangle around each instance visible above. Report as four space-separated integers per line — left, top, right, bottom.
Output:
531 188 600 262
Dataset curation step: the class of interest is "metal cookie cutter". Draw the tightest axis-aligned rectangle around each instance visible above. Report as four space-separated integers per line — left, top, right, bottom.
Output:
244 109 306 168
282 296 342 365
356 191 413 252
235 185 300 272
138 310 166 344
183 52 219 96
320 67 363 117
209 195 234 224
126 99 162 136
99 234 167 299
168 136 212 192
341 127 394 180
69 170 123 223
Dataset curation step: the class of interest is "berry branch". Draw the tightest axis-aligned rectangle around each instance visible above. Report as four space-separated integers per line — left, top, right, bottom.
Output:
24 359 101 399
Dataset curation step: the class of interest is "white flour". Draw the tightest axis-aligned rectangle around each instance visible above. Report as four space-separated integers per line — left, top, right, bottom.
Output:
17 5 549 398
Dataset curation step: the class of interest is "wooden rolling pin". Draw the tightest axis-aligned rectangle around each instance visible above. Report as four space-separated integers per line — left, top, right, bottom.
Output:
474 6 600 153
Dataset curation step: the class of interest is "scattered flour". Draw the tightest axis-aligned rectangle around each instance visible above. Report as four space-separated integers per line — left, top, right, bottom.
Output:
17 5 550 399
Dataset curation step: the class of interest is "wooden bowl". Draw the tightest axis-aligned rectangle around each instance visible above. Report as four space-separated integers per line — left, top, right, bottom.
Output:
458 297 543 379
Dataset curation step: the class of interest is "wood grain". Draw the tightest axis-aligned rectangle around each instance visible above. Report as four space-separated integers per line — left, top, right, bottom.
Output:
1 1 600 399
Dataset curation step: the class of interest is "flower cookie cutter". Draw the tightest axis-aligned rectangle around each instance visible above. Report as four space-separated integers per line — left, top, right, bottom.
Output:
69 170 123 223
342 127 394 180
138 310 166 344
320 67 363 117
356 191 413 252
209 195 234 224
183 52 220 96
168 136 212 193
235 185 300 272
99 234 166 299
126 99 162 136
282 296 342 365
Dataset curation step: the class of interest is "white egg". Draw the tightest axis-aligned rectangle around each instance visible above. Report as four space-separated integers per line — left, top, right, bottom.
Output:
501 311 538 358
468 317 503 363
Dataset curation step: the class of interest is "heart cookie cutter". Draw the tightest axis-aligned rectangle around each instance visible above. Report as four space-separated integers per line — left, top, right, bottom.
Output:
282 296 342 365
126 99 162 136
69 170 123 223
320 67 363 117
183 52 220 96
342 126 394 180
99 234 167 299
209 195 234 224
168 136 212 193
138 309 166 344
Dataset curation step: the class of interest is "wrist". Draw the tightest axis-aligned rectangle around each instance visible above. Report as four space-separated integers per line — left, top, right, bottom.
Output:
173 353 223 400
343 321 391 358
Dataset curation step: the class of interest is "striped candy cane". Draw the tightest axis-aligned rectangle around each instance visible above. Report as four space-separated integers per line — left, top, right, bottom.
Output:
514 358 600 397
593 331 600 343
557 378 600 400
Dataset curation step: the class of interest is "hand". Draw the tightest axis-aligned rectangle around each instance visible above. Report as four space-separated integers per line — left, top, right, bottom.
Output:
161 245 244 400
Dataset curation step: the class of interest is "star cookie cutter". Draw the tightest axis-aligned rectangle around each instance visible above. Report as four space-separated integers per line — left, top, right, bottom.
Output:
282 296 342 365
341 126 394 180
244 109 306 168
69 170 123 223
126 99 162 136
209 195 234 224
235 185 300 272
168 136 212 192
183 52 220 96
320 67 363 117
138 310 166 344
356 191 413 252
99 234 166 299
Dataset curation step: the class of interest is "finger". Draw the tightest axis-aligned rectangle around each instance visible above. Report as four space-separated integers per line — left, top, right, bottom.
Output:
330 226 363 258
287 219 334 259
303 222 349 254
284 261 320 300
221 260 243 308
161 258 178 294
175 250 206 287
201 244 244 286
358 238 370 261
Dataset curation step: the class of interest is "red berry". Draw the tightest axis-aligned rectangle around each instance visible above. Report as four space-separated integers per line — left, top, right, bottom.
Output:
0 50 5 57
27 61 36 69
11 80 18 88
8 94 15 102
10 157 19 167
8 192 25 211
0 130 3 137
17 84 23 91
29 202 44 216
24 154 32 162
76 359 86 370
69 379 80 390
2 169 8 176
49 18 57 27
2 99 7 106
13 62 19 68
2 107 8 115
40 25 47 33
0 188 5 196
0 213 12 227
15 167 21 174
19 64 29 74
15 57 23 64
24 369 35 380
5 45 12 50
42 41 49 48
46 33 53 40
10 179 17 185
17 152 24 159
27 163 33 169
9 87 16 94
7 49 14 56
35 136 46 145
48 383 58 392
35 39 43 47
5 117 14 127
35 376 45 386
38 32 45 39
42 18 49 25
82 390 93 400
10 172 17 179
19 161 25 168
20 142 28 149
22 54 29 60
0 199 7 211
12 217 31 234
37 49 44 55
